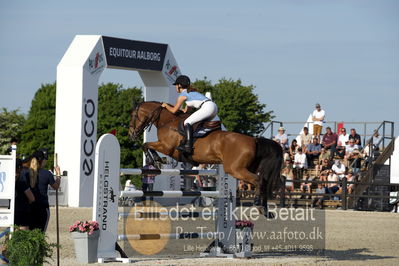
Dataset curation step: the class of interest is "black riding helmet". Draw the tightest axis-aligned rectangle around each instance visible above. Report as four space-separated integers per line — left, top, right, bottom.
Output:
32 148 49 161
173 75 190 88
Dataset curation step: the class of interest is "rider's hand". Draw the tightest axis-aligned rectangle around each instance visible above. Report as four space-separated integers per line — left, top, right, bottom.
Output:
161 103 167 108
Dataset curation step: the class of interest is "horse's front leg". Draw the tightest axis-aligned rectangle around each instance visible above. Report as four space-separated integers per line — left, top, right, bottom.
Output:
143 141 171 164
142 144 155 165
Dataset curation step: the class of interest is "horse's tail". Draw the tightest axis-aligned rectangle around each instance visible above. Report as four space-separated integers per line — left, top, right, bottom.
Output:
255 137 284 203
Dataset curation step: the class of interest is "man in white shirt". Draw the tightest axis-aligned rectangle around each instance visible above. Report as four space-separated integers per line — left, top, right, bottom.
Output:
332 159 346 180
312 103 325 138
338 127 349 147
293 147 307 180
299 126 313 151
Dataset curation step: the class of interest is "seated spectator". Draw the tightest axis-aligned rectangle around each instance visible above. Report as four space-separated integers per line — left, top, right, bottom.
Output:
337 127 349 147
319 171 328 183
274 127 289 151
299 127 312 151
293 147 307 180
312 183 327 209
289 139 299 160
281 159 294 197
300 173 312 199
346 148 362 174
331 159 346 180
315 148 329 176
322 127 338 159
306 137 321 168
327 171 340 199
346 172 355 194
345 139 360 166
349 128 362 147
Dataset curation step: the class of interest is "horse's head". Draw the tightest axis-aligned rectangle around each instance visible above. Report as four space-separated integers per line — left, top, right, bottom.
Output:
128 101 163 140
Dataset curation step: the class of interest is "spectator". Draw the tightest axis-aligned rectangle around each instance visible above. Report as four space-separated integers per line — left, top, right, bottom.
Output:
322 127 338 159
289 139 299 160
14 159 35 230
300 173 312 199
371 130 381 149
293 147 307 180
273 127 289 151
346 172 355 194
345 139 360 164
299 127 313 151
332 159 346 180
319 171 328 183
346 148 362 174
337 127 349 147
141 158 157 202
315 148 329 176
312 103 325 138
349 128 362 147
312 183 327 209
29 149 61 232
281 159 294 197
327 170 340 199
306 137 321 167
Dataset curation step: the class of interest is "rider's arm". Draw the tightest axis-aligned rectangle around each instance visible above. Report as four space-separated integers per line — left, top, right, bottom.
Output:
162 96 186 114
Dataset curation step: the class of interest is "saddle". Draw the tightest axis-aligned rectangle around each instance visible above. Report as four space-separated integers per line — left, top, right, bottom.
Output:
178 120 222 138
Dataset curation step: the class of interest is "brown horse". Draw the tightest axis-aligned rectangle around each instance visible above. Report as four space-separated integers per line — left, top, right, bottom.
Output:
129 101 283 215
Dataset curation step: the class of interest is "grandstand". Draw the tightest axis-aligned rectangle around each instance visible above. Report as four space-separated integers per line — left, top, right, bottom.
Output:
238 120 398 211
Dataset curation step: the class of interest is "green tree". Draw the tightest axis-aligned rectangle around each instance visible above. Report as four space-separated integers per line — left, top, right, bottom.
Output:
19 82 143 185
0 108 26 154
19 83 57 163
97 83 143 186
97 83 143 185
193 77 274 135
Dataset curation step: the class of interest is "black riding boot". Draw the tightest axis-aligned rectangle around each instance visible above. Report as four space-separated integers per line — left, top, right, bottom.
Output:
178 124 194 154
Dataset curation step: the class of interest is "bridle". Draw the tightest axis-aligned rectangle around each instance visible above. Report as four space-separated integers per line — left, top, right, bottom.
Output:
130 102 183 140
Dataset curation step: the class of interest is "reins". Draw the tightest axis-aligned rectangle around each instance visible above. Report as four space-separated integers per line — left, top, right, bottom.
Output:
131 103 180 138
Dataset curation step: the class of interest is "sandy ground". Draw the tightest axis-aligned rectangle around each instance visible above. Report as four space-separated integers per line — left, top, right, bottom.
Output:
44 206 399 266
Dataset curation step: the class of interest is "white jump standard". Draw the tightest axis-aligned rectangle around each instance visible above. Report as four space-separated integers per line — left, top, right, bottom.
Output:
92 134 251 263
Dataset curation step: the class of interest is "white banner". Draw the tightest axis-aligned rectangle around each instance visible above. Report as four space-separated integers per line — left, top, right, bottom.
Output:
92 134 120 259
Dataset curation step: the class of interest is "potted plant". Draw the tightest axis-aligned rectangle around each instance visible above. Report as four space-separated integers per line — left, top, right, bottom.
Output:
69 220 100 263
5 228 56 266
235 220 254 257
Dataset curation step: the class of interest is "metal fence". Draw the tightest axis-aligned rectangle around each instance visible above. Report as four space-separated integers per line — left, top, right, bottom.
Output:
276 178 399 211
261 120 394 148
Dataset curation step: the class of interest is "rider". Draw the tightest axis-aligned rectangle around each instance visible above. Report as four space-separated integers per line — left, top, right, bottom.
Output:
161 75 218 154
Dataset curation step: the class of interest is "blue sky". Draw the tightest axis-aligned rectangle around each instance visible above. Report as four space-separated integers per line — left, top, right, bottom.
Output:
1 0 398 138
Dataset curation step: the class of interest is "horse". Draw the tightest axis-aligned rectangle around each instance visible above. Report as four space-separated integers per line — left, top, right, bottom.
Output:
129 101 283 216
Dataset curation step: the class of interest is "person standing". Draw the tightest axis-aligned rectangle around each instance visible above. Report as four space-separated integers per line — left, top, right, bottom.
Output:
141 158 157 203
312 103 325 138
29 149 61 232
14 159 35 230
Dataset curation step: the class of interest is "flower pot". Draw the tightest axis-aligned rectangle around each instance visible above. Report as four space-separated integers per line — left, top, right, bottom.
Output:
71 230 99 263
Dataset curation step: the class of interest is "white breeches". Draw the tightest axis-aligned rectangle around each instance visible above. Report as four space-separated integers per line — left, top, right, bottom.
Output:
184 101 218 125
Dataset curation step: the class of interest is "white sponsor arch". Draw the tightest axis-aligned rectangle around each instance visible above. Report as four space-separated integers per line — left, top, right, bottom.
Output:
55 35 181 207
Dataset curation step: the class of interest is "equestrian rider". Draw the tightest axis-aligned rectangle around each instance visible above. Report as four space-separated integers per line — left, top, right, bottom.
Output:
161 75 218 154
